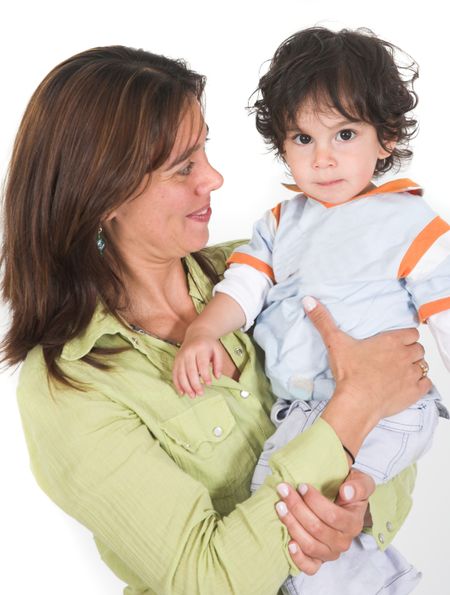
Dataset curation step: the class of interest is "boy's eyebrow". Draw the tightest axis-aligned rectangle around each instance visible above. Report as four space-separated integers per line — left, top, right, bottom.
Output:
287 118 362 134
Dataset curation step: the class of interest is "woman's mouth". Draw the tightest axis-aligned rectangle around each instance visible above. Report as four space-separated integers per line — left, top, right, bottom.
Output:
187 205 212 222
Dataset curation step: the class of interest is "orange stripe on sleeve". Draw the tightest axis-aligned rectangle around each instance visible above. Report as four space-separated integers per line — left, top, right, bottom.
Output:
418 297 450 322
397 217 450 278
271 203 282 227
227 253 275 282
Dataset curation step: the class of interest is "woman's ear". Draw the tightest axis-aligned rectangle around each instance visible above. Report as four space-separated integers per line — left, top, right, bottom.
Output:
103 210 116 222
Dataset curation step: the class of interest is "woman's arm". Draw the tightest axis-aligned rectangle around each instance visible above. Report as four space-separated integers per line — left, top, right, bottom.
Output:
270 297 428 574
17 357 351 594
17 298 428 594
304 296 430 457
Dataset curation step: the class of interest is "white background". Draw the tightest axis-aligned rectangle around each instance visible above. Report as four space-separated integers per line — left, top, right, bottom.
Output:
1 1 449 593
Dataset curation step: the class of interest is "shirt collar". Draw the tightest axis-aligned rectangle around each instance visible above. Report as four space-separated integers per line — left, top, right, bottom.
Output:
60 304 125 361
60 253 214 362
283 178 423 208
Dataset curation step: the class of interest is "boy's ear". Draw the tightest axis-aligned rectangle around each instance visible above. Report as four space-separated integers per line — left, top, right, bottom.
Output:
378 139 397 159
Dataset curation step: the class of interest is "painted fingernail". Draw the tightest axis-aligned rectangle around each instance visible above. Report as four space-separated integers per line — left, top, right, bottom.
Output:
277 483 289 498
302 296 318 312
343 485 355 501
298 483 308 496
276 501 288 517
288 543 299 554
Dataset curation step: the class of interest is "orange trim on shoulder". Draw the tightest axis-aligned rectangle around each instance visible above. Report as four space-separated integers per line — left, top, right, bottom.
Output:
419 298 450 322
282 183 301 192
397 217 450 278
360 178 423 198
227 253 275 282
282 178 422 208
271 203 282 227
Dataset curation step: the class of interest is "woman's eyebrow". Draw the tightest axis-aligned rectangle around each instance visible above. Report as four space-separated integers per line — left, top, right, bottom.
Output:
166 124 209 170
166 143 201 170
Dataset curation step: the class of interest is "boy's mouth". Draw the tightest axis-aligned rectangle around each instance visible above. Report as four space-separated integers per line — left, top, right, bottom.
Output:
316 179 343 187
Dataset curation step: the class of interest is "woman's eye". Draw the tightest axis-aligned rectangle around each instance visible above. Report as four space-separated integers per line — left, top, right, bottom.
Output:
178 161 194 176
338 129 355 141
294 133 312 145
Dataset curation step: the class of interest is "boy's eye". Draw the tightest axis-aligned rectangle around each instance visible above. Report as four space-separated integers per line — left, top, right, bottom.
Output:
178 161 194 176
294 133 312 145
337 129 355 141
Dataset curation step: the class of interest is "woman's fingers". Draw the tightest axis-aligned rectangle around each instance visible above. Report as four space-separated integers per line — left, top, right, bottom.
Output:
276 483 351 560
287 541 323 575
296 483 364 541
302 296 339 347
276 497 334 558
275 497 336 563
397 327 420 345
334 469 375 509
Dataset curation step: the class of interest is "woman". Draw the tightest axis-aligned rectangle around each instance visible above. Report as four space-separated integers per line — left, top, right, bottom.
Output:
1 46 429 594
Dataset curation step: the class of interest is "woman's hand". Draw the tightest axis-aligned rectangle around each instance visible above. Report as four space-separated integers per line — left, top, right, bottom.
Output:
275 470 375 575
302 297 432 454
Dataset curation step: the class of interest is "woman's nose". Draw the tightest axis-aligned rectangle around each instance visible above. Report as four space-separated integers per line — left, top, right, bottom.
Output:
199 162 224 194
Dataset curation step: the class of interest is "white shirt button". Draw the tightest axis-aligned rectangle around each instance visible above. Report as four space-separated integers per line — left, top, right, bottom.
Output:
378 533 385 544
213 426 223 438
386 521 393 532
234 347 244 356
240 390 250 399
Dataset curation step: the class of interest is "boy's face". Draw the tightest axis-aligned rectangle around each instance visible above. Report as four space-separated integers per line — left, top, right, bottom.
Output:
283 105 392 204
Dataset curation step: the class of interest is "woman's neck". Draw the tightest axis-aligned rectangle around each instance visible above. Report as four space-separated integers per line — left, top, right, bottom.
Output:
118 255 197 344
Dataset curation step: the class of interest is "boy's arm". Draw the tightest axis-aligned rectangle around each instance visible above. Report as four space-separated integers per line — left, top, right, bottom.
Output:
174 206 278 397
173 293 247 397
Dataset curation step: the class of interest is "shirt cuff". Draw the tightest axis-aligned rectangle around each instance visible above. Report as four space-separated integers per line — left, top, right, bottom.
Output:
366 464 417 550
264 418 350 575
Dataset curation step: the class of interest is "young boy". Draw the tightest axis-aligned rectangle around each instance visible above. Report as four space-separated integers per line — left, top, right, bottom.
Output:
173 28 450 594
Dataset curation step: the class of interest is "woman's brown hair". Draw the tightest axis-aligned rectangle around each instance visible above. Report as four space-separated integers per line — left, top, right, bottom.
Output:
1 45 215 385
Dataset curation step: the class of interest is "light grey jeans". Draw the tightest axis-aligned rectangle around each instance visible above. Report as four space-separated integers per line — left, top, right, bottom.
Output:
251 394 444 595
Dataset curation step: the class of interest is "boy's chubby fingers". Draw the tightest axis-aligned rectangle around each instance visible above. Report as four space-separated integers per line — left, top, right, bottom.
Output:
182 353 203 397
211 347 223 379
197 353 212 386
175 367 193 398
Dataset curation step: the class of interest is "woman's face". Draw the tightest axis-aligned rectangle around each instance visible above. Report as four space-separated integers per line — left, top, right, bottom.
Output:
106 103 223 262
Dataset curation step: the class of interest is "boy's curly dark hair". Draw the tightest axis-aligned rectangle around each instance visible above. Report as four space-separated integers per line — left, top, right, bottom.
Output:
251 27 419 175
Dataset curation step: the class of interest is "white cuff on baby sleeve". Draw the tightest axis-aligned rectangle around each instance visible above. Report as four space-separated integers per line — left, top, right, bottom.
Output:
214 264 272 331
428 309 450 371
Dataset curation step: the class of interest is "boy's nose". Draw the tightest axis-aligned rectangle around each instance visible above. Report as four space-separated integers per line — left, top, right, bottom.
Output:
313 145 337 168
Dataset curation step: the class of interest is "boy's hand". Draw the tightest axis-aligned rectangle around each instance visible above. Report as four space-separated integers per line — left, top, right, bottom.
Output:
173 332 223 398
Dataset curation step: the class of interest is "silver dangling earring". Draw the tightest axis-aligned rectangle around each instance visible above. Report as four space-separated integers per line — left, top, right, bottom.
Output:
96 225 106 256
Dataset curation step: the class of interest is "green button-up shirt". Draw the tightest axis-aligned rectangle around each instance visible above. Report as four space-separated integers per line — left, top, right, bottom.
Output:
17 242 416 595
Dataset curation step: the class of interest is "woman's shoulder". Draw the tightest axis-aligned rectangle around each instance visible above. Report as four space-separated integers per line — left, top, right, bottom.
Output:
200 240 247 274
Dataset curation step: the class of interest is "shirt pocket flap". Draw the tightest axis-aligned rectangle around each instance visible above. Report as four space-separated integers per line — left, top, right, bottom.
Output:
160 395 235 453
